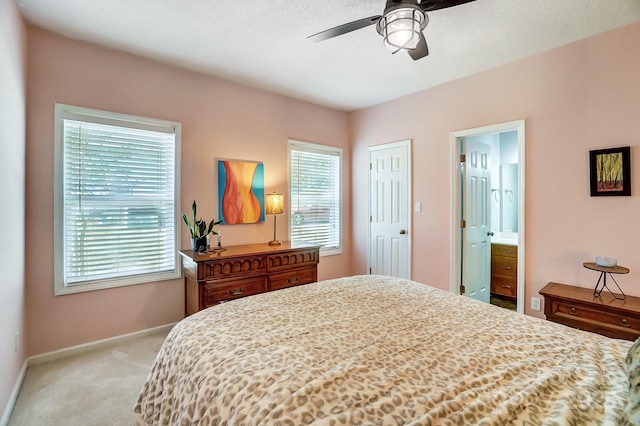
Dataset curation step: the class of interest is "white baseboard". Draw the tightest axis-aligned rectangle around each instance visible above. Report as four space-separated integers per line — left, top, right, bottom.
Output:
0 323 175 425
1 360 27 426
28 322 175 366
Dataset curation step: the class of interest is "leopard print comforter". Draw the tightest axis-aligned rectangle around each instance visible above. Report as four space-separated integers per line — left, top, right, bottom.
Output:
134 275 631 425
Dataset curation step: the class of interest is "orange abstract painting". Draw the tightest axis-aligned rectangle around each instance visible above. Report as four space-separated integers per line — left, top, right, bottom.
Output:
218 160 265 224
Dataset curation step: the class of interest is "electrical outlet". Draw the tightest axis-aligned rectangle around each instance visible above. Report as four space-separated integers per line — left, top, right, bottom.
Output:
15 331 19 353
531 297 541 311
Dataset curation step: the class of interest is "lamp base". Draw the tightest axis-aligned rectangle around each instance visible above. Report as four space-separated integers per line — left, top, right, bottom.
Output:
268 240 282 246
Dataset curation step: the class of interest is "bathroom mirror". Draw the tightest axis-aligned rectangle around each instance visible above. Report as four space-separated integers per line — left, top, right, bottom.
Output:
500 163 518 232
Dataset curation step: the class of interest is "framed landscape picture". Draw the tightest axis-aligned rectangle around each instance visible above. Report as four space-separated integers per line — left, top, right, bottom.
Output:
589 146 631 197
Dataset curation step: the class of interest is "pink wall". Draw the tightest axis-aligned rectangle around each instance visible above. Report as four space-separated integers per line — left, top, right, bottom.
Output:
22 16 640 357
351 22 640 317
0 0 27 417
25 27 351 356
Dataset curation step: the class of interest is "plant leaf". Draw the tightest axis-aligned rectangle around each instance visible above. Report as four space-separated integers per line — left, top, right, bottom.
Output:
197 219 206 237
183 201 221 238
182 213 195 238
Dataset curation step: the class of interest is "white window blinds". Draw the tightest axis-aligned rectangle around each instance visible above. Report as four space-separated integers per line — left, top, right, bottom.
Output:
54 104 181 294
289 141 342 254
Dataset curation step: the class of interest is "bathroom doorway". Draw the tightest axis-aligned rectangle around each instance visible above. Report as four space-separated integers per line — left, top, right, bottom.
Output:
449 120 525 314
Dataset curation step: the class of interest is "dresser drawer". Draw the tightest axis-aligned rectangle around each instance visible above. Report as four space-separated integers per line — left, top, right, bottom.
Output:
269 267 317 291
200 256 266 280
490 275 517 298
491 256 517 278
203 277 266 306
267 249 319 272
491 244 517 258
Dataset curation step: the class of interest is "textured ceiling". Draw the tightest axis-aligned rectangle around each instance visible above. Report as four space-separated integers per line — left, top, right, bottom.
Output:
16 0 640 111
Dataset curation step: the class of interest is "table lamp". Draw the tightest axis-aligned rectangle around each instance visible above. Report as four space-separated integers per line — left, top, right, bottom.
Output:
265 192 284 246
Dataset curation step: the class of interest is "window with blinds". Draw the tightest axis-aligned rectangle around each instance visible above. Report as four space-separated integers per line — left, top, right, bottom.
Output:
54 104 181 295
288 140 342 255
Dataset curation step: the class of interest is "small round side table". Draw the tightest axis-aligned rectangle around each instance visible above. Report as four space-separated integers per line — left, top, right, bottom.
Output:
583 262 629 300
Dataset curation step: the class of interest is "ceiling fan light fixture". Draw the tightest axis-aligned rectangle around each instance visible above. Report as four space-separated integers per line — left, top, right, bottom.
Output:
376 5 428 53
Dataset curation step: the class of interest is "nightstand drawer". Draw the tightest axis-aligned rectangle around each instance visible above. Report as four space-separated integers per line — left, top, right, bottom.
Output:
269 267 317 291
549 299 640 331
540 282 640 341
204 277 266 306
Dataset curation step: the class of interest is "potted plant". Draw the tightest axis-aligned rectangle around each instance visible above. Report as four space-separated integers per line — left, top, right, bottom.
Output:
182 200 222 252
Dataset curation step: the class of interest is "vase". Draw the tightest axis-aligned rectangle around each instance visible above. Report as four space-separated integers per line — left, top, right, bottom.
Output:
191 236 208 253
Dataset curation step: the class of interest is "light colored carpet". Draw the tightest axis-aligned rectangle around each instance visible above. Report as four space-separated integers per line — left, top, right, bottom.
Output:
8 328 171 426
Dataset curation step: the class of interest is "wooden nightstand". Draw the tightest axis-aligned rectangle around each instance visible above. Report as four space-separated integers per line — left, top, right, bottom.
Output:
540 282 640 341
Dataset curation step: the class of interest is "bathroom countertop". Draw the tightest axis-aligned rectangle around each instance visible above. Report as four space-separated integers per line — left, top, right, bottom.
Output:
491 237 518 246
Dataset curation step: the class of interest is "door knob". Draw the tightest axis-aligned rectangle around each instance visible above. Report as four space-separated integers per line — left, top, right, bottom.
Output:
400 229 407 234
487 231 494 236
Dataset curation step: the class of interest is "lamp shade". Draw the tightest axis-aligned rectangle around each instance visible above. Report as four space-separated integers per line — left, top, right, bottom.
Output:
265 193 285 215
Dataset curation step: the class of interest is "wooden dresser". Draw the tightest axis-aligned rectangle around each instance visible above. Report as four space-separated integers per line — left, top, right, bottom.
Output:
540 282 640 341
490 243 518 299
180 242 320 316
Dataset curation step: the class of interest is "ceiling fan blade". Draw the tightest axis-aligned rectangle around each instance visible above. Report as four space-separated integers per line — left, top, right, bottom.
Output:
419 0 475 12
408 33 429 61
308 16 381 42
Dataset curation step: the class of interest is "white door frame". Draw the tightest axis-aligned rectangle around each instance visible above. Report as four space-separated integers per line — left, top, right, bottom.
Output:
368 139 412 278
449 120 525 313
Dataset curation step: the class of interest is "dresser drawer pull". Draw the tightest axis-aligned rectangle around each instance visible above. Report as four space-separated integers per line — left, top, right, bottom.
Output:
502 250 513 254
621 318 630 328
569 307 578 315
288 277 299 284
502 266 512 270
228 288 245 296
501 284 511 289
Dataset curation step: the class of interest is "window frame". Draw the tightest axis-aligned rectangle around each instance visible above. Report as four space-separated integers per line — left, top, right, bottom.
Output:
288 139 343 257
53 103 182 295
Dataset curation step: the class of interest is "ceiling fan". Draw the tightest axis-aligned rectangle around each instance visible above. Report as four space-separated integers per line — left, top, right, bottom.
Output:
308 0 476 61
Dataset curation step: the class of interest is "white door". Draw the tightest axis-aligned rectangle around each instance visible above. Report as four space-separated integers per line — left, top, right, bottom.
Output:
369 141 411 278
462 138 491 303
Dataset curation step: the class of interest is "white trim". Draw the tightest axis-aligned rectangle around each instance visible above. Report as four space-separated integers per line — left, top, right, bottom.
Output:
288 140 342 157
367 139 413 279
449 120 525 313
1 360 27 426
53 103 182 295
287 139 344 256
55 103 181 131
29 323 176 366
0 323 175 425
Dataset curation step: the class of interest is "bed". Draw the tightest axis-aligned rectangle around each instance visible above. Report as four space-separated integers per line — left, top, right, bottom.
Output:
134 275 638 425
